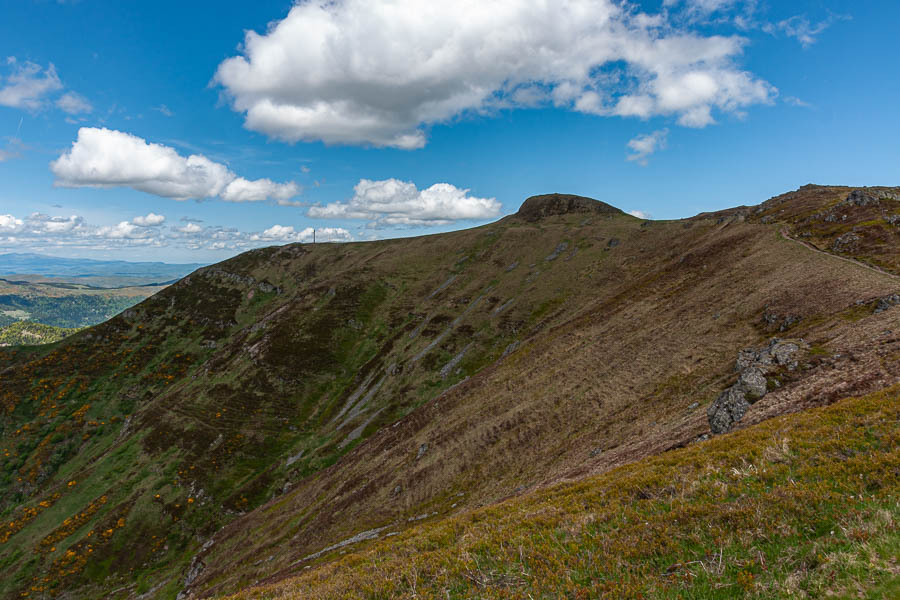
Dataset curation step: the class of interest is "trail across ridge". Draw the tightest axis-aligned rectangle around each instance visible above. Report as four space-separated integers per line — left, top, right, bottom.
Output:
779 227 899 281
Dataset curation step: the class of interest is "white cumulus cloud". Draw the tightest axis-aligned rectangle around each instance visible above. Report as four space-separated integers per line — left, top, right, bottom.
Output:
784 96 812 108
308 179 501 227
175 222 203 235
0 214 25 233
254 225 353 243
56 91 93 114
0 59 63 110
25 213 85 234
0 210 353 255
97 221 155 240
50 127 301 204
221 177 300 205
626 129 669 165
213 0 776 149
132 213 166 227
628 209 653 219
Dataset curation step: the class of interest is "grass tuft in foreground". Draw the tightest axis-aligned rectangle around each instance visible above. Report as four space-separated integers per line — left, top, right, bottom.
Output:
225 385 899 599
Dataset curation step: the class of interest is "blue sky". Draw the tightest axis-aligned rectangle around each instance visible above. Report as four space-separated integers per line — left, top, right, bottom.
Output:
0 0 897 263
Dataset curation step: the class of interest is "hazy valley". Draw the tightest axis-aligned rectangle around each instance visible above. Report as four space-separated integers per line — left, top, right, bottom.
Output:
0 254 203 342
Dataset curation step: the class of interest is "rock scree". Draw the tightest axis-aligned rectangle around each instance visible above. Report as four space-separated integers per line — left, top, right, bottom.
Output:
515 193 623 222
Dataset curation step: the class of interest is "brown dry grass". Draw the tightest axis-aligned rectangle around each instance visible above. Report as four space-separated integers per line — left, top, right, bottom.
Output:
220 385 900 600
191 199 899 597
3 187 898 599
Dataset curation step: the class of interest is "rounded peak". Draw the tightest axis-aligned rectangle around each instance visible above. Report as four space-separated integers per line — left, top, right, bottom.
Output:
516 193 623 222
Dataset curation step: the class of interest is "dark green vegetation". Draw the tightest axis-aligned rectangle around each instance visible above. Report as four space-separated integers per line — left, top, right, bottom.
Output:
0 293 142 329
0 322 81 346
0 187 898 599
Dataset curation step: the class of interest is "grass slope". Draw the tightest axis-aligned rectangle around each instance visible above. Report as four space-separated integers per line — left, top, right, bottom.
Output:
192 195 899 597
225 385 900 599
747 185 900 274
0 322 81 346
0 188 897 599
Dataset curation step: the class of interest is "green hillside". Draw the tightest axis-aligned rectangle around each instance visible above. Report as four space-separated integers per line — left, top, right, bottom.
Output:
0 187 898 600
0 294 142 329
0 322 81 347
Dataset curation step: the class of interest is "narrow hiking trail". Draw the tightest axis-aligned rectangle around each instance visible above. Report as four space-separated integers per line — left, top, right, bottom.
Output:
779 227 899 281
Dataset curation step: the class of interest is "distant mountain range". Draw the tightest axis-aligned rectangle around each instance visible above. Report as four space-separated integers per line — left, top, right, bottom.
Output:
0 253 205 281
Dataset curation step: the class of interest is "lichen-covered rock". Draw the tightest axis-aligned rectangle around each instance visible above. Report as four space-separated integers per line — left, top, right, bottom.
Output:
772 341 801 368
736 338 800 372
708 387 752 434
762 307 802 332
709 338 805 433
843 189 880 207
544 242 569 261
832 232 861 253
875 294 900 314
738 368 768 399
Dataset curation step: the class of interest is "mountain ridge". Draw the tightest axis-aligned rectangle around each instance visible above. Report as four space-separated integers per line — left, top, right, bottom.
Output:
0 184 897 599
513 193 625 221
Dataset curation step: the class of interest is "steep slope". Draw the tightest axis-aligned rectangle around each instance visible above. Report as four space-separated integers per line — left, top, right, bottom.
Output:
223 385 900 599
0 188 897 600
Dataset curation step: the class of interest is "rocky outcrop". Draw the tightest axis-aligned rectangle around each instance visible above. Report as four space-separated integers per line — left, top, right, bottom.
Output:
875 294 900 314
544 242 569 261
176 539 214 600
516 193 623 222
811 188 900 227
841 189 880 207
762 306 802 332
440 343 472 378
832 232 861 253
198 268 283 295
708 338 804 434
